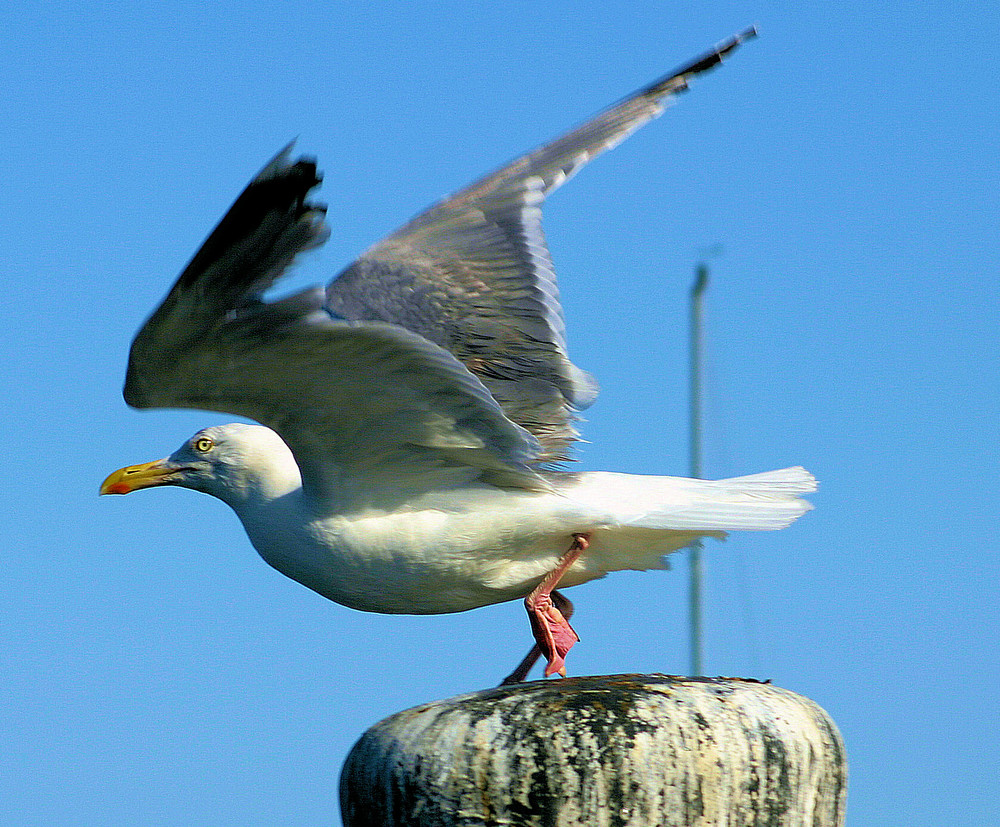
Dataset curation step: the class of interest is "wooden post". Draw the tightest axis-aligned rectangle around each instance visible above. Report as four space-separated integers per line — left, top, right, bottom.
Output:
340 674 846 826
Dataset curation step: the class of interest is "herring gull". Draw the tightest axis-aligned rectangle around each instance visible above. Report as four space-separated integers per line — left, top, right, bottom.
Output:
101 28 815 683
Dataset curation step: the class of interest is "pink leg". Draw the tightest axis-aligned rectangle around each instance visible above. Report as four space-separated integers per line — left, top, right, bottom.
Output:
501 534 589 684
499 590 575 685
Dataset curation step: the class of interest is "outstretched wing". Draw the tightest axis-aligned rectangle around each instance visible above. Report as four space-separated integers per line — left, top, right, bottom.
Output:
326 28 756 460
125 151 545 505
124 30 755 500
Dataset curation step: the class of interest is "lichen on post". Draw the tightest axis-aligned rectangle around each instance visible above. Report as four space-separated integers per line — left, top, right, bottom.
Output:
340 674 846 827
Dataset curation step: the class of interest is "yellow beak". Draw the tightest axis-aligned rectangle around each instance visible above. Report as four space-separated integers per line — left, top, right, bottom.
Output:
99 458 176 495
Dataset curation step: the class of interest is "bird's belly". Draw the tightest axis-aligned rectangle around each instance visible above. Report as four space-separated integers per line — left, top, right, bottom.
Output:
246 499 609 615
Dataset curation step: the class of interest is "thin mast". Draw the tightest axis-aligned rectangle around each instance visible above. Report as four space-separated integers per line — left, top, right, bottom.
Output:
688 262 708 676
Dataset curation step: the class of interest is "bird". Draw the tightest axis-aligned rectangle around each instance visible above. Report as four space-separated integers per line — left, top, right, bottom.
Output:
101 28 815 684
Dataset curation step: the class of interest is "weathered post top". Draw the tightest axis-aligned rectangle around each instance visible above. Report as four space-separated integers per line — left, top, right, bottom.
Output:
340 674 847 826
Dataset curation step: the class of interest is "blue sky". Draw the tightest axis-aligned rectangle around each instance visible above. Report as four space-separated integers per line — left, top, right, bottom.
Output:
3 2 997 824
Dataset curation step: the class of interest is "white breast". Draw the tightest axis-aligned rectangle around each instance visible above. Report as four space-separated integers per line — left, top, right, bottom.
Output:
235 484 612 614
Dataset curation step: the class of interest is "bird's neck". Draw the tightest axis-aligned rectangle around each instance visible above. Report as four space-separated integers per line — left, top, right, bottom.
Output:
215 456 303 514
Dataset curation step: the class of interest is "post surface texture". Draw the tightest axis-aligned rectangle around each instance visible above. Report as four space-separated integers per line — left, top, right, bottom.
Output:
340 674 846 827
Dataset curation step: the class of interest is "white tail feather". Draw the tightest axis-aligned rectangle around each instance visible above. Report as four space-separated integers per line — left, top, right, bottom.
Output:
569 467 817 533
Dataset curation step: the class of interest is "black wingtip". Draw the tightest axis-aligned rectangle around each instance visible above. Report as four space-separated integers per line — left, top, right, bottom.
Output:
255 141 321 188
675 27 758 79
640 27 757 101
174 150 326 294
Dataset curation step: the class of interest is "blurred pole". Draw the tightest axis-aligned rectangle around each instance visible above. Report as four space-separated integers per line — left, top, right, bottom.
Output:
689 262 709 676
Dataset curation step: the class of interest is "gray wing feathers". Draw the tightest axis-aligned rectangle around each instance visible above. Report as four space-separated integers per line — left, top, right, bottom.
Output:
328 181 596 460
389 29 755 232
125 151 546 500
140 312 545 501
125 31 754 496
126 147 329 388
326 29 755 459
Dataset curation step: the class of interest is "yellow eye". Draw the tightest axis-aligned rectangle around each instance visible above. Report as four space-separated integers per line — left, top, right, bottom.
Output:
193 436 214 453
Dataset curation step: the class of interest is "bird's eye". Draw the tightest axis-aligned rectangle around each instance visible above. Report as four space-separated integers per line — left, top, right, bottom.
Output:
193 437 214 453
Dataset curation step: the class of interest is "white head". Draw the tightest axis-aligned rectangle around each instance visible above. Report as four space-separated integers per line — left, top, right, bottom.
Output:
100 423 302 508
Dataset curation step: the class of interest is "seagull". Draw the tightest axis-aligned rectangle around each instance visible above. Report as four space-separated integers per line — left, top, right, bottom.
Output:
101 28 814 683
